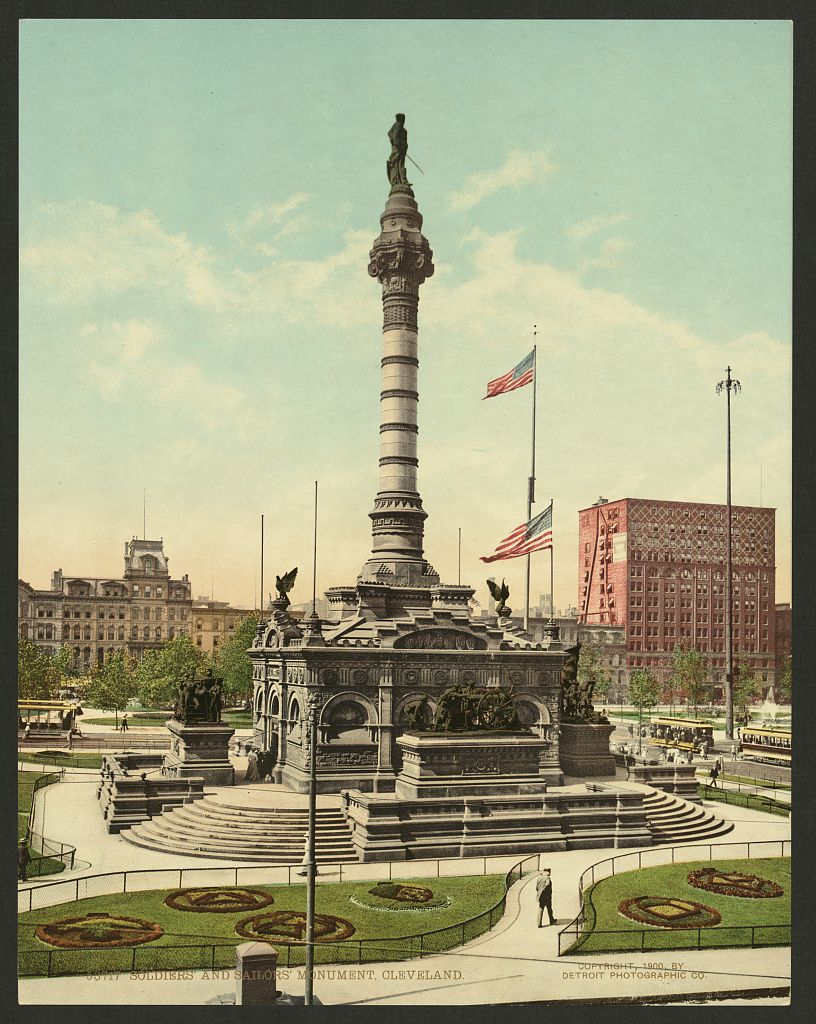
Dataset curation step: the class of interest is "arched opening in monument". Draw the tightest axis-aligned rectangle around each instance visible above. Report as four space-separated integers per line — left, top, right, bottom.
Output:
320 699 373 745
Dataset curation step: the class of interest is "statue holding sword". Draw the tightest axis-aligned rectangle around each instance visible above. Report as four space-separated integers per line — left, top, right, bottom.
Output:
387 113 424 192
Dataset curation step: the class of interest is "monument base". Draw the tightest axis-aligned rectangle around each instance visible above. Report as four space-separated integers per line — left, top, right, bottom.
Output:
396 731 562 797
558 721 617 777
164 719 236 786
340 732 650 860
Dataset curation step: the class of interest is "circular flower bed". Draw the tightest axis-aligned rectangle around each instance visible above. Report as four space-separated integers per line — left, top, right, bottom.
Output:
687 868 784 899
164 887 275 913
36 913 163 949
618 896 721 930
349 882 451 913
236 910 355 943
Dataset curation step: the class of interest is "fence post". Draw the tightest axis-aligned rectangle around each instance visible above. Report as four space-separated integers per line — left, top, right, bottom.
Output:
123 873 127 893
389 861 392 880
697 928 702 950
359 941 363 965
641 930 645 952
132 946 136 971
437 860 440 879
419 933 424 958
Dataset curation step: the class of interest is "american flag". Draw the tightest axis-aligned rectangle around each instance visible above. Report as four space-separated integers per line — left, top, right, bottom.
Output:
483 349 535 399
480 502 553 563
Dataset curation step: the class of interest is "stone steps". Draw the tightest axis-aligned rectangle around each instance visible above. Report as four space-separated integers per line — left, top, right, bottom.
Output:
642 790 734 844
122 798 360 863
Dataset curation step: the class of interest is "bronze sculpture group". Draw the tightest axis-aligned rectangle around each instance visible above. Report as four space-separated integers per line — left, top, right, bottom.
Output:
403 684 521 733
173 669 224 724
560 644 608 723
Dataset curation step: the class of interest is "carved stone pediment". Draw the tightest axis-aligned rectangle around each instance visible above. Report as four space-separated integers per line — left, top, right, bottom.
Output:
393 628 487 651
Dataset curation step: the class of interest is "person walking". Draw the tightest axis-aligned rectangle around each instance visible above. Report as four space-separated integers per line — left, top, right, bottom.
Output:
18 839 31 882
709 764 719 789
66 729 74 752
121 714 129 733
730 740 739 761
244 748 258 783
23 723 31 744
535 869 556 926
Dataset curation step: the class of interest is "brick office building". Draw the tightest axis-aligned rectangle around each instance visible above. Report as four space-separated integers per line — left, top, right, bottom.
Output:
578 497 776 692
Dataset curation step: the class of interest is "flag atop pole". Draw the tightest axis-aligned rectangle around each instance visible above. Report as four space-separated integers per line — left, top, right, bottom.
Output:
483 349 535 399
480 501 553 563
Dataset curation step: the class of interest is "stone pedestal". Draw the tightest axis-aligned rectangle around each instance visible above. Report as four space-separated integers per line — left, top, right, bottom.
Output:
235 942 279 1005
396 731 561 798
558 721 616 777
164 718 235 786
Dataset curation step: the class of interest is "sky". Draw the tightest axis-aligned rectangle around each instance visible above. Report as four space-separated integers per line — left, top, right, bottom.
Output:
19 19 792 611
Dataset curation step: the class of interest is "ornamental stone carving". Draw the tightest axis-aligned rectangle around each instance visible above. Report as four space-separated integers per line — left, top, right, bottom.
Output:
394 629 487 651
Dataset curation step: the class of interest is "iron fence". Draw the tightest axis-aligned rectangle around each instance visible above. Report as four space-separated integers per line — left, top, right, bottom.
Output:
19 770 75 878
18 853 540 977
698 784 790 817
557 839 791 956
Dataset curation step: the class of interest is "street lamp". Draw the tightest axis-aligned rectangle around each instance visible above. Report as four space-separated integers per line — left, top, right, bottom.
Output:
716 366 741 740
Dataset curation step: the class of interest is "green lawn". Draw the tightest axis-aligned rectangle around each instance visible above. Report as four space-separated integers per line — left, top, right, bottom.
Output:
18 875 507 976
19 751 105 770
82 715 171 728
564 857 791 955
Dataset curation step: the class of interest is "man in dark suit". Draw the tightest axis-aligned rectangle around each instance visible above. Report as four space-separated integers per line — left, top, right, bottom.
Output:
536 869 556 926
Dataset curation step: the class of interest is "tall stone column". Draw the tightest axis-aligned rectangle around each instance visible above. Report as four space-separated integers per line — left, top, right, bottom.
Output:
359 183 438 589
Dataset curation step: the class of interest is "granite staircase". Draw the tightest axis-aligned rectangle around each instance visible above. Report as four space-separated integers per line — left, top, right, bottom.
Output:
122 796 360 863
642 789 734 844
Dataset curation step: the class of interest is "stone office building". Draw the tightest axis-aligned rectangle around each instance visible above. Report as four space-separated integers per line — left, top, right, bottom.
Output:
18 538 192 671
191 598 257 656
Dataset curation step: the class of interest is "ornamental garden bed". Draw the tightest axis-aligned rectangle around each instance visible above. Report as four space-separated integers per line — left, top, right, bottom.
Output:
19 751 105 770
18 875 506 976
563 858 790 955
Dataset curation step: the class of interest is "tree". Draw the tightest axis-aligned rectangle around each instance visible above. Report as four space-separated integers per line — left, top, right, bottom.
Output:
577 639 613 705
733 656 762 722
84 651 137 727
134 634 206 708
671 645 709 717
776 655 791 703
18 638 62 700
212 615 259 704
628 668 662 753
52 644 80 683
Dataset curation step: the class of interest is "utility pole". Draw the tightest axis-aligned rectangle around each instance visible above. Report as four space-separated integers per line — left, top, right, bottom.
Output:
716 366 741 740
303 481 319 1006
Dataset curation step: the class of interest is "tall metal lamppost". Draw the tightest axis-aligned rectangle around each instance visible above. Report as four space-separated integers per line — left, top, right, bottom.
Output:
716 366 741 740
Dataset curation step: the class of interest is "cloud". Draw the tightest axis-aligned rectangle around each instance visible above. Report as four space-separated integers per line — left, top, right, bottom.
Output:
566 212 629 242
83 320 160 397
449 150 554 212
245 192 310 230
580 236 633 272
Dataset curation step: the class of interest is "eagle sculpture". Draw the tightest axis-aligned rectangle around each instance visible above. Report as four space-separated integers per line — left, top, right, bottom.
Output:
274 567 298 608
486 578 511 618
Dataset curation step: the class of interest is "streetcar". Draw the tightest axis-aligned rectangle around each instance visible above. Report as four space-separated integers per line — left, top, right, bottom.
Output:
648 717 715 752
738 726 791 766
18 699 82 735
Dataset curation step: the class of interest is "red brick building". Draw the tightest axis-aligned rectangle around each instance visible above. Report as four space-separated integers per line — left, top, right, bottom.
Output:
578 497 776 692
774 602 791 666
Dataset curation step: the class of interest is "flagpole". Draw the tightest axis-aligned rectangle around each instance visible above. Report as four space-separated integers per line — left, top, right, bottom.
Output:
550 499 554 618
524 343 537 632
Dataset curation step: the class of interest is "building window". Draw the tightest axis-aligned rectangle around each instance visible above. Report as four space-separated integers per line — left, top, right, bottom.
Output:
132 626 138 639
155 627 162 640
145 587 151 598
156 587 163 597
143 627 150 640
196 636 202 646
213 620 220 631
133 586 140 597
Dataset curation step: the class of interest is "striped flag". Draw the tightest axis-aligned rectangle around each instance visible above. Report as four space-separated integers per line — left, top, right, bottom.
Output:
480 502 553 563
483 349 535 399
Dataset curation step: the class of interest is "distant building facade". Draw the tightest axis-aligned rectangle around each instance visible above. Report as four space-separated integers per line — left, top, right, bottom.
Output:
191 598 256 655
774 602 791 668
18 538 192 671
578 497 776 691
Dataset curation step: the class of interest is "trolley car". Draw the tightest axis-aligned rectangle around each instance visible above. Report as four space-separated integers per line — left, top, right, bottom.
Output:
649 717 715 752
18 699 82 735
738 727 791 766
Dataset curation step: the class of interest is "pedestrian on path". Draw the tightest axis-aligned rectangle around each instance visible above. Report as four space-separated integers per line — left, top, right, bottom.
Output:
66 730 74 752
535 869 556 927
18 840 31 882
708 764 719 789
730 741 739 761
23 724 31 744
244 749 258 783
121 715 129 733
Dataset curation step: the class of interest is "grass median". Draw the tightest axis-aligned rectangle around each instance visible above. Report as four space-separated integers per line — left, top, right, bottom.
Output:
563 857 790 955
18 874 508 976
